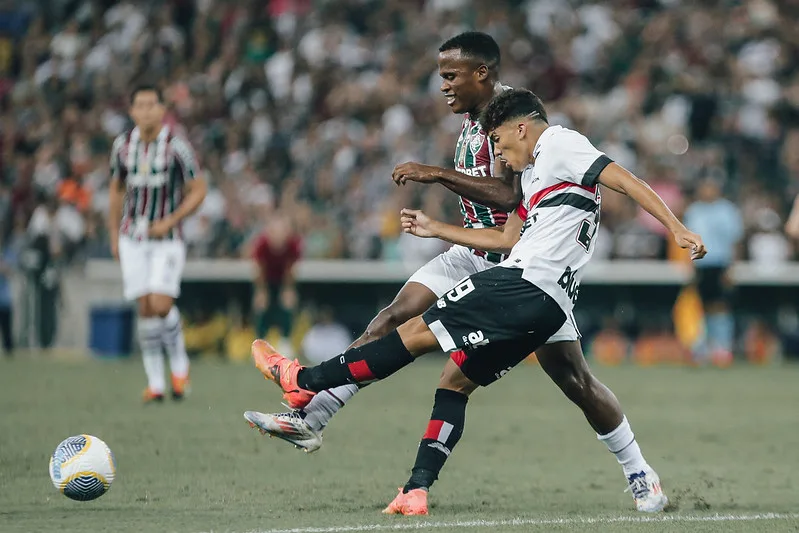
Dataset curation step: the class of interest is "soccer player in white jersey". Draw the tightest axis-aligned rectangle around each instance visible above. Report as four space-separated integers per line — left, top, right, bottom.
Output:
108 85 207 403
249 88 707 514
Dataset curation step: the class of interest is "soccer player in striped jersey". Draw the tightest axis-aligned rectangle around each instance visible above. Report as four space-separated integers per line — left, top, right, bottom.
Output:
249 89 706 514
108 85 207 403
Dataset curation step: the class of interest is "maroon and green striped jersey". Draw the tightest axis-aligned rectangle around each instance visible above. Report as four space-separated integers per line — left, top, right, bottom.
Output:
454 113 509 263
110 126 198 240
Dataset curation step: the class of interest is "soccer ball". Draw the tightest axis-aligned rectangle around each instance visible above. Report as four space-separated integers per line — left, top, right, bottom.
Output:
49 435 116 501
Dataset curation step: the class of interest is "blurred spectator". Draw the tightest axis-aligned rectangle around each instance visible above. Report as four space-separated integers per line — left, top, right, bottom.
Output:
0 0 797 266
683 177 744 365
252 212 301 356
301 306 352 365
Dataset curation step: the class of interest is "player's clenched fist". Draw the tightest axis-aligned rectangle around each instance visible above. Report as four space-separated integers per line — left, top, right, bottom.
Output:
392 162 437 185
673 228 707 260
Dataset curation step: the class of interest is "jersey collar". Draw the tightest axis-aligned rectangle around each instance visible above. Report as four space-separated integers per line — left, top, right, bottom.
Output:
532 125 560 160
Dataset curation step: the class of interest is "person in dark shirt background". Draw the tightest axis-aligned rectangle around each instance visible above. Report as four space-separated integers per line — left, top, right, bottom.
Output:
251 212 302 356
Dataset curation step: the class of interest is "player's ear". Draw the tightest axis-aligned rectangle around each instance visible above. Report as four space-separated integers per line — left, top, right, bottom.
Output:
517 122 527 140
475 64 489 81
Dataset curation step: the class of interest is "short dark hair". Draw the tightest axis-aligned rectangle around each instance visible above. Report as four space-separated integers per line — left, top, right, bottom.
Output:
439 31 500 72
479 88 548 133
130 84 163 104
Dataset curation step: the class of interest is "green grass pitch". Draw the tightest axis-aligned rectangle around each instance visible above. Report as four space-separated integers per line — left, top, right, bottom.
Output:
1 355 798 532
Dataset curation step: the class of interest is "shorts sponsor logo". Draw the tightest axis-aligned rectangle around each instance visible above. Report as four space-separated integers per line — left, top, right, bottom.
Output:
464 330 489 347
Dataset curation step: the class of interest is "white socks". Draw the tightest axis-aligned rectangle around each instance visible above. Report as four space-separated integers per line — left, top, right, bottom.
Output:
138 306 189 394
301 384 359 431
597 416 649 477
163 306 189 379
138 317 166 393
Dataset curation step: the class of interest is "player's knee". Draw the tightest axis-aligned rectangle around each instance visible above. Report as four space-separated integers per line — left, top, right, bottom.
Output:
438 360 478 396
137 298 153 317
380 301 415 329
149 296 173 318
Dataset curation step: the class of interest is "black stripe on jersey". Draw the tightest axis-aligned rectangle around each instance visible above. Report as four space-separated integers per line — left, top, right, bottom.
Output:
537 193 598 213
582 155 613 187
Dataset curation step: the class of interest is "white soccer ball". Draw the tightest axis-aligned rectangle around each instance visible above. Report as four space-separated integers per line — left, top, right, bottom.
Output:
49 435 116 501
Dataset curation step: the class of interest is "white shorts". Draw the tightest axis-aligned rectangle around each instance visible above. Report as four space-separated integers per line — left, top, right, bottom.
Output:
118 237 186 301
406 245 579 344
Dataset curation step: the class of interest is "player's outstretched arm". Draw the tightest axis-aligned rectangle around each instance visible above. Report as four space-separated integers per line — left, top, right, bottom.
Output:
392 160 521 212
597 162 707 260
400 207 522 253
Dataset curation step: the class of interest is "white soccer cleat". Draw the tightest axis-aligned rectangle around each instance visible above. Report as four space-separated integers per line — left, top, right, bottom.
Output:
625 466 668 512
244 410 323 453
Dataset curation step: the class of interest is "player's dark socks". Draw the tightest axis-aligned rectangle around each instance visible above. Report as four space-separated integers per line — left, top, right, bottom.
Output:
297 330 414 392
403 388 468 492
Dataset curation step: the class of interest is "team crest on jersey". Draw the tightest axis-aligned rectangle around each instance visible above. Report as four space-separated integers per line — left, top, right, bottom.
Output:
470 130 485 153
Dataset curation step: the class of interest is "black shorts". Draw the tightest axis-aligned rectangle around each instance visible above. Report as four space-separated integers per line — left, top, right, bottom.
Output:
422 267 567 386
695 267 731 304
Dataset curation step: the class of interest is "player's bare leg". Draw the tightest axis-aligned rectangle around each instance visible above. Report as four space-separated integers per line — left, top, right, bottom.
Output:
149 293 190 399
536 341 668 512
352 282 437 348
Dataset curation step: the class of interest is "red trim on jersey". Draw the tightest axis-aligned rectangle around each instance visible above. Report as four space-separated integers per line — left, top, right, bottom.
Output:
517 199 528 220
528 182 597 210
348 360 376 382
423 419 445 441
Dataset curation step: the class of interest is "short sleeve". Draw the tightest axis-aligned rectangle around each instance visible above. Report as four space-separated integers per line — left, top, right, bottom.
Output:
171 136 198 181
551 130 612 187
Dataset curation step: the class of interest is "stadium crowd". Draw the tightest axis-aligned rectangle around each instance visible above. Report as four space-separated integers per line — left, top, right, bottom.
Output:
1 0 797 266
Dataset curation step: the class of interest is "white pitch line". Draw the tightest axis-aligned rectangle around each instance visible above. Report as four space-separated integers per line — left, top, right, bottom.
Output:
196 512 799 533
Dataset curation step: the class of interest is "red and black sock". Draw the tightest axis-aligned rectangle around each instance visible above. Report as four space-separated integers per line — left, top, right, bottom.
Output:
296 330 414 392
404 388 468 493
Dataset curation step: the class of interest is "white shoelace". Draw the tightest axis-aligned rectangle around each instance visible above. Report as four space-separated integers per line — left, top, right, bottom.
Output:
624 475 649 499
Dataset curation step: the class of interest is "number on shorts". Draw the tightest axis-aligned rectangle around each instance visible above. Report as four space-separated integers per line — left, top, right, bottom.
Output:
446 278 475 303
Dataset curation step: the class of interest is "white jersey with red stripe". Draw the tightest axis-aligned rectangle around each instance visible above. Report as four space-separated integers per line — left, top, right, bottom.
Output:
503 125 611 314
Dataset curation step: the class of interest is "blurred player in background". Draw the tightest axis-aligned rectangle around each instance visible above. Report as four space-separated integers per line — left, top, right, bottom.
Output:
251 212 302 357
246 35 673 513
683 177 742 365
108 85 207 403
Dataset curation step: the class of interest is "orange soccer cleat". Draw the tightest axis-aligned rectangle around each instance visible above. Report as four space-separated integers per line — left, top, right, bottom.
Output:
251 339 315 409
142 387 164 404
171 374 191 400
382 488 429 516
